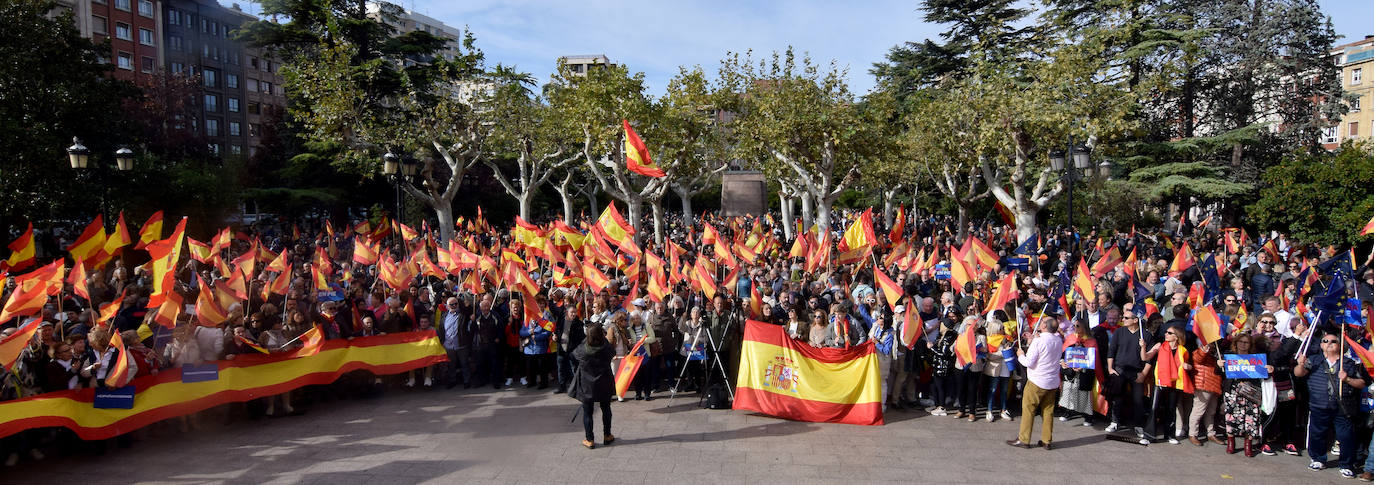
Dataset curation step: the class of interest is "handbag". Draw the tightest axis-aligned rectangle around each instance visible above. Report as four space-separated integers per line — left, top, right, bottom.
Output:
648 341 664 357
1236 381 1262 404
1273 377 1296 402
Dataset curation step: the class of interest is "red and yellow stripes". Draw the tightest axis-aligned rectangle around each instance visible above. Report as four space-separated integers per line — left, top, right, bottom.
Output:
0 331 447 440
733 320 883 426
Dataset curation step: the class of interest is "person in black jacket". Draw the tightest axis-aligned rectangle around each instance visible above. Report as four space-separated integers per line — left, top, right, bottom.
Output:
572 325 615 449
556 304 588 394
472 294 504 389
1258 314 1303 456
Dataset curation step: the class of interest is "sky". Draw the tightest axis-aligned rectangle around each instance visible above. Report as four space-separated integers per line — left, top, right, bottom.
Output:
245 0 1374 97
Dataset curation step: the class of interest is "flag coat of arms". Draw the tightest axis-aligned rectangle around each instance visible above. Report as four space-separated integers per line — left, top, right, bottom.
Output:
733 320 883 425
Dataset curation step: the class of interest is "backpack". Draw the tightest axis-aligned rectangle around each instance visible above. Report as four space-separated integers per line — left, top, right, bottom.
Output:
702 382 731 409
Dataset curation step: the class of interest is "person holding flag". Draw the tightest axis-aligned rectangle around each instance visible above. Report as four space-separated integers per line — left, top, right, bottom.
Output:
571 325 616 449
1295 331 1370 477
518 295 555 390
1007 313 1064 450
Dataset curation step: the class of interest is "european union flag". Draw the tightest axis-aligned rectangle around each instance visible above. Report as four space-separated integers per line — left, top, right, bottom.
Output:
1199 254 1221 304
1317 249 1356 279
1013 233 1039 256
1312 271 1348 318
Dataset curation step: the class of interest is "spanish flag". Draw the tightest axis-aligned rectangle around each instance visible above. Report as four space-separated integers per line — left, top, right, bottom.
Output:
614 336 647 399
1192 303 1223 345
623 119 665 178
1169 242 1195 278
236 334 269 354
4 222 35 272
1363 215 1374 237
134 211 163 250
0 318 42 368
67 215 107 267
104 330 133 388
873 263 903 311
594 203 638 254
1344 335 1374 375
734 320 883 425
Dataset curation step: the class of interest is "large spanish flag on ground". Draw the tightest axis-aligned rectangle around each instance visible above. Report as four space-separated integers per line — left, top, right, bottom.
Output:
0 331 446 440
734 320 883 426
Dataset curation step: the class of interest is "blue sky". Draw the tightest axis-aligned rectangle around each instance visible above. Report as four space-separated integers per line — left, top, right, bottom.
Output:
248 0 1373 97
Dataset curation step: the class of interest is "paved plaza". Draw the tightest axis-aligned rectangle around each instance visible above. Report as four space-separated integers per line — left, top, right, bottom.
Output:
1 385 1351 485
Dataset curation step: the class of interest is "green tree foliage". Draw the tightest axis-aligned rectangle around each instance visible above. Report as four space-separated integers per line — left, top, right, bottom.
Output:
1247 143 1374 245
482 66 580 221
0 0 138 227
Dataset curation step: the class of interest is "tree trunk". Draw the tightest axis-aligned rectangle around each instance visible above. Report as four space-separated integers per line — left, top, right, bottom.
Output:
650 201 665 247
815 195 833 234
674 186 694 222
800 191 814 231
431 201 455 243
955 203 969 242
1013 210 1036 246
555 174 576 222
584 188 599 219
626 196 644 244
779 192 794 240
518 193 533 222
882 186 901 228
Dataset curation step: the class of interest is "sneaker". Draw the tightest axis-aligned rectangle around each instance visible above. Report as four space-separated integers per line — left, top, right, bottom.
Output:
1081 420 1093 427
986 411 994 422
930 406 946 416
1260 444 1276 456
1105 422 1119 433
1058 416 1068 422
1001 410 1012 421
520 377 529 386
1138 438 1151 446
505 378 513 386
4 453 17 467
1134 427 1145 438
405 377 415 387
1168 438 1180 445
1285 444 1300 455
1310 461 1326 471
1342 469 1355 479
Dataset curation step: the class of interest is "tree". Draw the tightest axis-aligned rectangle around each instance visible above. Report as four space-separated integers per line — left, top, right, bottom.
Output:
896 85 988 240
546 62 665 242
1247 142 1374 245
0 0 138 227
657 67 730 224
719 48 880 230
482 67 580 221
285 36 489 242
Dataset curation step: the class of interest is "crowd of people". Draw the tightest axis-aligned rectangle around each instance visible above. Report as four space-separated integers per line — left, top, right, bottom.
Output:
1 207 1372 480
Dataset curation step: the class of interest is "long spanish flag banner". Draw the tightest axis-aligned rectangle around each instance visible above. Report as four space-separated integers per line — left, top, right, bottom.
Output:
733 320 883 426
0 331 446 440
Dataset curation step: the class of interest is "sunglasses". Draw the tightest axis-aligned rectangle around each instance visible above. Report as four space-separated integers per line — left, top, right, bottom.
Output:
1259 320 1275 324
1322 340 1339 344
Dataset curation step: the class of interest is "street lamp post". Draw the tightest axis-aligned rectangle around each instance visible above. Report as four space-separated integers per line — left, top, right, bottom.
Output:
382 152 418 224
68 137 135 219
1050 142 1116 230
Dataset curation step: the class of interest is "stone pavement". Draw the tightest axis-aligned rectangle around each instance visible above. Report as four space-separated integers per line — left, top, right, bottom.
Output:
0 384 1352 485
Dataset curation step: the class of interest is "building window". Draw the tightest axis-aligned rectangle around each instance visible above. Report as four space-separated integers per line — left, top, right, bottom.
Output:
171 62 183 74
206 119 220 136
1356 96 1363 112
247 102 260 115
170 36 182 51
116 52 133 70
260 81 272 93
202 18 208 33
1355 68 1363 85
139 28 155 46
230 145 242 155
167 8 177 25
1322 126 1339 144
228 98 239 112
249 57 258 69
138 0 153 17
204 94 218 112
114 0 130 11
226 74 238 89
246 78 258 92
184 12 192 25
203 69 216 87
115 23 131 41
1352 122 1361 138
209 144 220 155
229 122 241 136
141 56 154 73
92 15 107 35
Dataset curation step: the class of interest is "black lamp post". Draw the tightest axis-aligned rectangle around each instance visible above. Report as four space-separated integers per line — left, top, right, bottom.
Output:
382 152 418 223
1048 141 1092 229
68 137 135 218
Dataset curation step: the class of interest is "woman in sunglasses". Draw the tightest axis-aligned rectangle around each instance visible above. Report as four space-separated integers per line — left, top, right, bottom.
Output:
1221 334 1267 456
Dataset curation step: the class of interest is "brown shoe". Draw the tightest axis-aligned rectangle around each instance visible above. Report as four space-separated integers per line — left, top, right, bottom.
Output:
1188 436 1203 446
604 434 615 445
1357 471 1374 481
1038 441 1052 451
1208 436 1225 445
582 440 595 449
954 412 968 419
1005 439 1033 449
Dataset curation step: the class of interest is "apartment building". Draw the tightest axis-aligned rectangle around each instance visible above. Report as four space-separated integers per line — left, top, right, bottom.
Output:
1326 35 1374 148
54 0 165 84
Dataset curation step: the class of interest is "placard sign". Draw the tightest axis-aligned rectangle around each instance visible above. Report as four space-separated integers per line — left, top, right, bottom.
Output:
181 363 220 383
1223 354 1268 379
93 386 136 409
1064 347 1096 369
